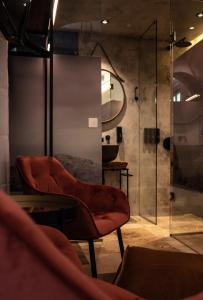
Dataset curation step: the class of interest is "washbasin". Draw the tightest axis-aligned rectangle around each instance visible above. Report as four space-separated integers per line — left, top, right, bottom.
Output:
102 145 119 163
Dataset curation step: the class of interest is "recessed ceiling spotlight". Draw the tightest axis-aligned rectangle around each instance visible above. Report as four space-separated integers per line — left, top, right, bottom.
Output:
196 12 203 18
189 26 195 30
101 19 109 25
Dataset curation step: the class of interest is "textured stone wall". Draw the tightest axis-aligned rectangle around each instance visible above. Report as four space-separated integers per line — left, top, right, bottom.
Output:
79 33 170 221
79 34 140 215
0 33 9 191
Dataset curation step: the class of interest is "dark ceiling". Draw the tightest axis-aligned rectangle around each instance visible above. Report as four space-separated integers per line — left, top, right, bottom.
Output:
0 0 51 40
55 0 203 44
1 0 203 56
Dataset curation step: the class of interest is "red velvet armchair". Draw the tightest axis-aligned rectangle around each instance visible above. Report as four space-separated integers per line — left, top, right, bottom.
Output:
0 190 141 300
16 155 130 277
1 190 203 300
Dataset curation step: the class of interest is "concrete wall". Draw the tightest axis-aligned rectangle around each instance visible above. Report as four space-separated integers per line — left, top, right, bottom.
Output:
0 33 9 191
79 33 171 220
79 34 139 215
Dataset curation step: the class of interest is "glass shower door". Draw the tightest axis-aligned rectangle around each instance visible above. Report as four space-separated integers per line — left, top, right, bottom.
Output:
170 0 203 251
139 21 158 224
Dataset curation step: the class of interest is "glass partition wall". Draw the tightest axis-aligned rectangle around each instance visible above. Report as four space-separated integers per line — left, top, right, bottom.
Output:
139 21 158 224
53 55 102 184
170 0 203 252
9 56 47 191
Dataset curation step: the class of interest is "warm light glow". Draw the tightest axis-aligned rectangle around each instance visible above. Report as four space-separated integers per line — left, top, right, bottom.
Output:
173 92 181 102
185 94 200 102
196 12 203 18
53 0 59 25
189 26 195 30
47 43 51 51
178 32 203 56
101 19 109 25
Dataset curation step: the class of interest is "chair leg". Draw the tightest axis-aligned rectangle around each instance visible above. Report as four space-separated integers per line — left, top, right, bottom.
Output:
117 228 124 258
88 240 97 278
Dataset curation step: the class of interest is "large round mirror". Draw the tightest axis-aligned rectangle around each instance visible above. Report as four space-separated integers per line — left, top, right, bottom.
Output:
101 69 126 124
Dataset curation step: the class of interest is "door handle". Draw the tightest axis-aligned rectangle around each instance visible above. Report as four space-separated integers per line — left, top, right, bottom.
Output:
170 192 175 202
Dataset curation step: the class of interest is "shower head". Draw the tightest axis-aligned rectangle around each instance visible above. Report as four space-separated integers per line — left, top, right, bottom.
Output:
175 38 192 48
166 37 192 51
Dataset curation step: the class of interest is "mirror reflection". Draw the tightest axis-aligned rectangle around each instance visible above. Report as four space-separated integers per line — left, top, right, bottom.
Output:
101 69 125 123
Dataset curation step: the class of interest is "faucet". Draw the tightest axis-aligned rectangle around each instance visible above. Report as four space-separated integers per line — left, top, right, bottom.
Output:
105 135 111 144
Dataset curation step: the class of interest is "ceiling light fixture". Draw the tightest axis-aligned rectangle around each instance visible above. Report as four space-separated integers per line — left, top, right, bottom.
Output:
196 12 203 18
189 26 195 30
101 19 109 25
53 0 59 25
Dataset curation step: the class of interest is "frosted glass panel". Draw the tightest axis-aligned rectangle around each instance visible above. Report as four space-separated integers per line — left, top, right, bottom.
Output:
9 56 45 191
53 55 102 184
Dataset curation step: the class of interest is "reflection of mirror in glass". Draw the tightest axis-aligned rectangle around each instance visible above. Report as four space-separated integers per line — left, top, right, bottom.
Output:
101 70 125 123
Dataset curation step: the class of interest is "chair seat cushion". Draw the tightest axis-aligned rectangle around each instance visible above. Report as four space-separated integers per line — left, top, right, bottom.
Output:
93 212 129 236
115 246 203 300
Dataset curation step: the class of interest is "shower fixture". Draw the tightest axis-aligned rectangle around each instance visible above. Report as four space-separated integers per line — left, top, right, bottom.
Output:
175 38 192 48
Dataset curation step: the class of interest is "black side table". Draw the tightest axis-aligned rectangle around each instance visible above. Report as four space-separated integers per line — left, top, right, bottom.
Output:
12 194 80 232
102 162 132 198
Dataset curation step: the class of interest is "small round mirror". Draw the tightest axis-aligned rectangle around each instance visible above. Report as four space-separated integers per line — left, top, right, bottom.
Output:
101 69 126 124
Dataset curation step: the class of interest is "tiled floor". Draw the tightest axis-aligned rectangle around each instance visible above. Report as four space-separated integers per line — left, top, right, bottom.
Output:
171 213 203 235
72 216 197 280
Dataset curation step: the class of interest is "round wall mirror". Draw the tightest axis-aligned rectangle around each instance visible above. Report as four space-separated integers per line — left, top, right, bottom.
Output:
101 69 126 124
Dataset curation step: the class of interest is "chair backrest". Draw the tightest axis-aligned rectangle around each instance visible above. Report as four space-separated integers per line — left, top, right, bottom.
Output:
16 156 77 195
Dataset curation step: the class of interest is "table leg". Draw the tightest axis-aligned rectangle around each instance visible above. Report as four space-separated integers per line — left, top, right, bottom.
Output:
126 169 129 199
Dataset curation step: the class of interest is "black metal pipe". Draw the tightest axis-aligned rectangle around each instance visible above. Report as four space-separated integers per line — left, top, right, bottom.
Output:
49 2 54 157
44 58 48 155
19 0 32 45
0 0 18 35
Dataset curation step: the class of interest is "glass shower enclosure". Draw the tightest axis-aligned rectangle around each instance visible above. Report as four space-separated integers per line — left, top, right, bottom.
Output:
170 0 203 252
139 21 158 224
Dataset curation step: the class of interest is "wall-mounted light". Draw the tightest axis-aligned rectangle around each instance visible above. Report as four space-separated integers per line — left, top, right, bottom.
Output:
185 94 200 102
173 92 181 102
53 0 59 25
196 12 203 18
189 26 195 30
101 19 109 25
